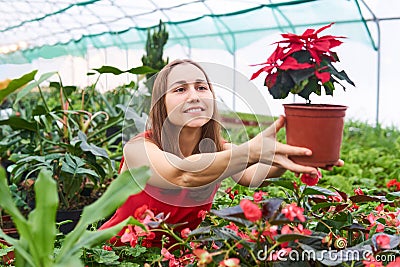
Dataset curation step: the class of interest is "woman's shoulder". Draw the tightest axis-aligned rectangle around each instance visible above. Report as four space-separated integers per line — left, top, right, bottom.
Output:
127 130 153 144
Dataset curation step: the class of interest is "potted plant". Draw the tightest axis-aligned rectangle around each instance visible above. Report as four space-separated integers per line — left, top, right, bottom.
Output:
251 23 355 167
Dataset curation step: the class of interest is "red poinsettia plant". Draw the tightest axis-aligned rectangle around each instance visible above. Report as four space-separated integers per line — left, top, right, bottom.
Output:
251 23 355 102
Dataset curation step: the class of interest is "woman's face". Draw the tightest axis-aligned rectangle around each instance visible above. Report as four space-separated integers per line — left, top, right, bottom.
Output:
165 63 214 128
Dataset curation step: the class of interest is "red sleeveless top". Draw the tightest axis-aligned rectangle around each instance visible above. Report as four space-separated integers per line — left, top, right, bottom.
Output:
99 131 220 247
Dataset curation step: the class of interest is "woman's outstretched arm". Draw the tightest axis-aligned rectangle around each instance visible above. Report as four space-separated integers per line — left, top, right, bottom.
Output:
122 116 319 189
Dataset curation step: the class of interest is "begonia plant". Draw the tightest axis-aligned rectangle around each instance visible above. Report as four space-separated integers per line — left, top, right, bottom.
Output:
251 23 355 102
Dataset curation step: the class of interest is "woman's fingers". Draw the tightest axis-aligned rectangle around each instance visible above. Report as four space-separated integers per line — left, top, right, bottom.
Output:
274 154 319 176
275 142 312 157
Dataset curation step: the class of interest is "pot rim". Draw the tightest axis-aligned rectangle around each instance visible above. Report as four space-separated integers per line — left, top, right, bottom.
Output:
283 103 348 110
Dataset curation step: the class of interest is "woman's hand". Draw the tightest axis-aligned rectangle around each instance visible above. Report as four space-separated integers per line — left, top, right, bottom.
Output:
249 115 320 177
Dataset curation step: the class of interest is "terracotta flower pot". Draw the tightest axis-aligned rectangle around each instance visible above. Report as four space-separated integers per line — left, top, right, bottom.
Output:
283 104 347 168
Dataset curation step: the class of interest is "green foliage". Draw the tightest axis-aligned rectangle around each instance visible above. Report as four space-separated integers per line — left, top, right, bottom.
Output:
0 65 155 211
140 20 169 115
0 166 150 267
141 20 169 81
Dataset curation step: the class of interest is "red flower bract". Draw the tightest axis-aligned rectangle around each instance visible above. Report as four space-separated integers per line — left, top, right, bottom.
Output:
281 203 306 222
250 23 354 101
240 199 262 222
300 171 322 186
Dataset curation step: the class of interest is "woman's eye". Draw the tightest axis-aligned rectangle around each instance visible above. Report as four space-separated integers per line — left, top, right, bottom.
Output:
197 86 208 91
174 87 185 92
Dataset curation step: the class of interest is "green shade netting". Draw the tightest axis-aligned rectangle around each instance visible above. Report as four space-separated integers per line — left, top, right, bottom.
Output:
0 0 375 64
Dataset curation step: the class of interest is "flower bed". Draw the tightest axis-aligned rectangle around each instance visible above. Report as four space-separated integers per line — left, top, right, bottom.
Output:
77 121 400 266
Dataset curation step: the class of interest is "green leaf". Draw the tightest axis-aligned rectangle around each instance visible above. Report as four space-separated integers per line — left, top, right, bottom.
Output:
298 76 319 100
78 131 109 158
311 201 342 211
0 70 37 102
323 81 335 96
302 186 337 196
211 206 252 226
268 72 293 99
261 198 283 220
0 116 37 131
288 68 314 85
124 246 147 257
266 177 295 191
93 66 124 75
0 168 37 266
61 153 98 177
386 191 400 200
14 71 57 107
127 66 158 75
49 81 61 90
28 168 59 266
63 85 77 97
90 248 119 264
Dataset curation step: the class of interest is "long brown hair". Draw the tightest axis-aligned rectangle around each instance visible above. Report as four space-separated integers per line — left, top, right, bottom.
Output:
146 59 224 157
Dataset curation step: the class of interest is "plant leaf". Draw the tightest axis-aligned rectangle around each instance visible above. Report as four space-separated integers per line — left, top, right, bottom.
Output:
57 167 150 260
302 186 337 196
28 168 59 266
93 66 124 75
0 70 37 102
261 198 283 220
0 116 37 131
127 66 158 75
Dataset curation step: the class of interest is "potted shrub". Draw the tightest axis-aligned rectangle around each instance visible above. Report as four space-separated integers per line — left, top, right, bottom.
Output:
251 23 355 167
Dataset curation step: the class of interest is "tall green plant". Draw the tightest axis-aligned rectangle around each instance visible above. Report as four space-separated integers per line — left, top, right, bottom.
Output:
141 20 169 114
0 166 150 267
141 20 169 82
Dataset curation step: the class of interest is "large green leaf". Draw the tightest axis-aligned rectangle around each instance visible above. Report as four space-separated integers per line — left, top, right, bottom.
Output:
28 169 59 266
0 117 37 131
57 167 150 260
93 65 157 76
302 186 337 196
127 66 157 75
0 168 37 266
93 66 124 75
0 70 37 102
211 206 252 227
78 131 109 158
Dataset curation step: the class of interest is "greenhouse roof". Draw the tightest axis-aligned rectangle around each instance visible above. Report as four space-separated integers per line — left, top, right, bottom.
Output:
0 0 378 64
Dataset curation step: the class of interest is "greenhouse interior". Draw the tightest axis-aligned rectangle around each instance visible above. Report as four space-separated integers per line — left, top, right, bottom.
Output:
0 1 399 267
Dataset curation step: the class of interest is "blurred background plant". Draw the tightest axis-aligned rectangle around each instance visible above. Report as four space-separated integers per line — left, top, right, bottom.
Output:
0 64 155 213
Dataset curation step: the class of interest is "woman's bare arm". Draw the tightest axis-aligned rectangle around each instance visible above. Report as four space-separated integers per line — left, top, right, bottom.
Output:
122 116 318 189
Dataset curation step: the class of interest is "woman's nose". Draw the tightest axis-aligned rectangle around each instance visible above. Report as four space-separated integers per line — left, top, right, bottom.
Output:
187 86 200 102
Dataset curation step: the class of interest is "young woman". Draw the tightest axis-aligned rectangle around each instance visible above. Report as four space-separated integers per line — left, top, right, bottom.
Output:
100 59 341 247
